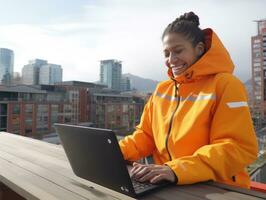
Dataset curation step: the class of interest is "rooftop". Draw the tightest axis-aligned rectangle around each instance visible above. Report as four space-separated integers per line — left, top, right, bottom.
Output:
0 85 46 94
55 81 107 89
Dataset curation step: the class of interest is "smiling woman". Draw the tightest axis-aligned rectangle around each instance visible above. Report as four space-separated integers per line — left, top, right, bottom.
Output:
162 12 205 77
119 11 258 189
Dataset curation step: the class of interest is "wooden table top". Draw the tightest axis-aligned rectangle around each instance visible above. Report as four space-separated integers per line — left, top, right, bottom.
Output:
0 132 265 200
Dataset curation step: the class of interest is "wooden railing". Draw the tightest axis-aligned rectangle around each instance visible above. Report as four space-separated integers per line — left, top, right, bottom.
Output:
0 132 265 200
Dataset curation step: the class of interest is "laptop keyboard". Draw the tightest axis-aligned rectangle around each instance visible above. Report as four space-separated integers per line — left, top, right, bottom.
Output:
132 179 155 192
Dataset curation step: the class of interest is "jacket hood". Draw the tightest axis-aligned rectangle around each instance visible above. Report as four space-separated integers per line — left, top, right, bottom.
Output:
167 28 235 83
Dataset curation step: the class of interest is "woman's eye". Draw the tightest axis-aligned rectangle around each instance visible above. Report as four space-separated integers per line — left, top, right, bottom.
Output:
175 49 183 54
164 52 170 58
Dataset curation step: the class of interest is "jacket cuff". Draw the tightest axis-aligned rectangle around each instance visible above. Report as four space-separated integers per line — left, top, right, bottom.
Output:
164 164 178 183
165 158 216 185
165 159 193 185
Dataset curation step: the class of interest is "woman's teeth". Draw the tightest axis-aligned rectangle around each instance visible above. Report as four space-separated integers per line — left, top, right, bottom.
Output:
172 64 185 70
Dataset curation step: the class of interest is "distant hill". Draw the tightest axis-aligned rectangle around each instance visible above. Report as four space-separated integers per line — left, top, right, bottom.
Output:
123 73 159 93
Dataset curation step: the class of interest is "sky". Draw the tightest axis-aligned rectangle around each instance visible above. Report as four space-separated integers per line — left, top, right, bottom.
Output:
0 0 265 83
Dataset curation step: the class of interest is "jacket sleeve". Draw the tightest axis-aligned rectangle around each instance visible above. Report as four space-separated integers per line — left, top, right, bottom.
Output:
119 94 156 161
165 76 258 185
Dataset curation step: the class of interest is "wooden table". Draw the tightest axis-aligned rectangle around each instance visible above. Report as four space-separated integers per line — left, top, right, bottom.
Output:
0 132 265 200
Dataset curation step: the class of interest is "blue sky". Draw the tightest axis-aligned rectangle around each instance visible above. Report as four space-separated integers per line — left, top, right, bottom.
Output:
0 0 265 82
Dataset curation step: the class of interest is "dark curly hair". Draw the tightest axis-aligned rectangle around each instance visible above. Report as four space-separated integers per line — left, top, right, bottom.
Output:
162 12 205 47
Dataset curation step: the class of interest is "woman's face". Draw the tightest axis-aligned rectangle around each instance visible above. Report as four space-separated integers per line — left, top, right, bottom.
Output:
163 33 204 77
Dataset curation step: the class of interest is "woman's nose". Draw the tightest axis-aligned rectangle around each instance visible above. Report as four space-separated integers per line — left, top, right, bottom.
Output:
168 52 178 64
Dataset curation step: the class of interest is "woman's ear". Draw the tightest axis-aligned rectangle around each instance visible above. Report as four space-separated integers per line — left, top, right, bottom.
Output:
196 42 205 57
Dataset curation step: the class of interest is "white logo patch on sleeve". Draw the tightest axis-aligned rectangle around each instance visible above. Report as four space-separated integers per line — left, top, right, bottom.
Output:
226 101 248 108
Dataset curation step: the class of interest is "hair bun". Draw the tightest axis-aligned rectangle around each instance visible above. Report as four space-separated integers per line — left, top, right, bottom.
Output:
178 12 200 26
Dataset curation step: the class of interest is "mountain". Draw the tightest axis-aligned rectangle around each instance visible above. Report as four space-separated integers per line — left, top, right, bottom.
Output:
123 73 159 93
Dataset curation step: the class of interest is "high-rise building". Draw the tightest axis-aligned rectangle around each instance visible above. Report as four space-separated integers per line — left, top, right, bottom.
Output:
22 59 47 85
0 48 14 85
22 59 62 85
121 76 131 92
39 64 62 85
100 59 122 91
251 19 266 127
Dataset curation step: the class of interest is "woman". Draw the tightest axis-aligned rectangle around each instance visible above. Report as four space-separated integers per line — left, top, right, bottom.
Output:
119 12 258 188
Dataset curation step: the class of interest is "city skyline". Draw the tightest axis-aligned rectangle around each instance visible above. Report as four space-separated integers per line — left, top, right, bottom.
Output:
0 0 265 83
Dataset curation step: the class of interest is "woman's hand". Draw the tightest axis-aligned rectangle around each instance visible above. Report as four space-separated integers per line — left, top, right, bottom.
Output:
130 162 176 183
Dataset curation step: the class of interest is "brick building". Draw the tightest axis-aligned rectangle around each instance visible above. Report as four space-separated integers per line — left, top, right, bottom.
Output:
0 81 145 138
251 19 266 128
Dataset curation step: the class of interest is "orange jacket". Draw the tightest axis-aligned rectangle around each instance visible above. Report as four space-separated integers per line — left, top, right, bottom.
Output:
119 28 258 188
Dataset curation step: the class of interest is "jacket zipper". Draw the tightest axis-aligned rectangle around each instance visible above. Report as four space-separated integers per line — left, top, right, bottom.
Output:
165 82 180 161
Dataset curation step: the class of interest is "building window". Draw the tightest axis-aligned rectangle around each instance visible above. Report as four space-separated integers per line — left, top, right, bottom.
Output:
0 116 7 130
51 104 59 124
253 49 261 53
255 52 261 58
0 104 7 131
254 71 261 77
25 104 33 114
12 104 20 114
253 44 261 48
36 104 49 133
254 63 261 67
123 105 128 112
25 119 32 126
0 104 7 116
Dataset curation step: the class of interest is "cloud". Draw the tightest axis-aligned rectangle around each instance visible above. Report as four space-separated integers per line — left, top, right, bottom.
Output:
0 0 265 83
0 24 101 82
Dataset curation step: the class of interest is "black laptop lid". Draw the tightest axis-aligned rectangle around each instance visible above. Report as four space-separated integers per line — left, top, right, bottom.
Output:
55 124 136 196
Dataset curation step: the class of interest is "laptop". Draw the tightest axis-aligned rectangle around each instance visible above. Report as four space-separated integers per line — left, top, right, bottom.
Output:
55 123 170 198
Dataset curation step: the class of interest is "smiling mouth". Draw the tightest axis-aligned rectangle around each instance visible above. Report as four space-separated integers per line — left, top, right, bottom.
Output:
170 64 188 76
171 64 186 71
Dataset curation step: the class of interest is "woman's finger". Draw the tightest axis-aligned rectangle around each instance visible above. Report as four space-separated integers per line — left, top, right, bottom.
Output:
131 162 144 173
134 165 151 180
131 165 143 177
150 174 166 183
138 169 160 182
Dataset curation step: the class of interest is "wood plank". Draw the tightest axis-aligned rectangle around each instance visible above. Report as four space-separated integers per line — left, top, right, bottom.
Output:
0 142 135 200
207 182 266 199
152 183 265 200
224 192 264 200
158 184 240 200
140 185 207 200
0 149 122 200
0 132 265 200
0 132 63 152
0 158 88 200
193 184 264 200
0 132 66 160
0 141 71 173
